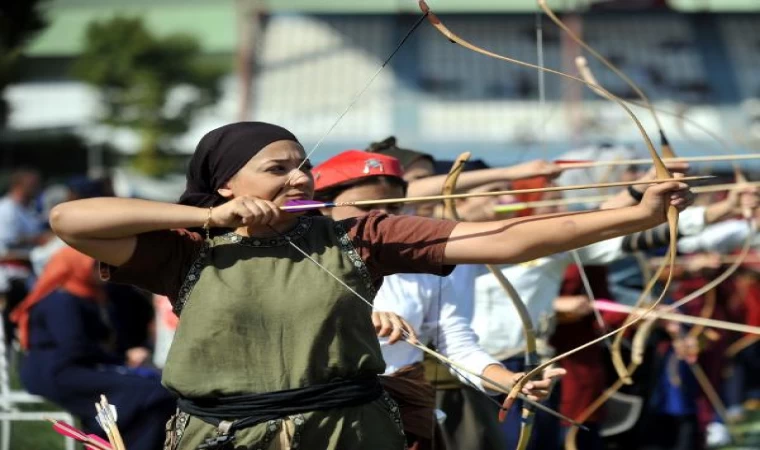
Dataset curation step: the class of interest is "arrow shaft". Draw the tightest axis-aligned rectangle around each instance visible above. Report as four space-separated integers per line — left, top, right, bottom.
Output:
558 154 760 169
283 176 712 212
594 301 760 335
493 180 759 213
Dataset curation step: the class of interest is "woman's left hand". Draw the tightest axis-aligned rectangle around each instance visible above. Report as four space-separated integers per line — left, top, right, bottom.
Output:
372 311 418 345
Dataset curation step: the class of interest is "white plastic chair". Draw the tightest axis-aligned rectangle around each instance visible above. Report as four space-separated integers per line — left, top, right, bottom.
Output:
0 318 75 450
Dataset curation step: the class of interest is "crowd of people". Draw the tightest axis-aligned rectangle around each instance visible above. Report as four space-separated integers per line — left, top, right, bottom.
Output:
1 122 759 450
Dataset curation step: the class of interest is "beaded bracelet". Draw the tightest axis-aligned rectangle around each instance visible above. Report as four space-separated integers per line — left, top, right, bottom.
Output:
202 206 213 240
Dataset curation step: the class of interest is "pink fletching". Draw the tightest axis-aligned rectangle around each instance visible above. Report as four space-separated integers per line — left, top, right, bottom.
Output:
51 421 87 441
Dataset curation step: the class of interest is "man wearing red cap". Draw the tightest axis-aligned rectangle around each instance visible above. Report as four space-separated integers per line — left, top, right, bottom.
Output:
314 150 564 450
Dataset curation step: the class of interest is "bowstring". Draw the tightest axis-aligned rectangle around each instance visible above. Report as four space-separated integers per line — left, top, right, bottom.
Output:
288 12 429 179
536 10 547 161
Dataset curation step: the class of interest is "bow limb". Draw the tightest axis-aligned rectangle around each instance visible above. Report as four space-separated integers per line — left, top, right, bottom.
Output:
574 56 679 384
726 334 760 359
686 284 717 343
575 56 753 208
604 251 657 388
563 316 657 450
418 0 667 179
577 55 757 319
608 255 671 384
539 0 676 158
537 0 663 132
440 153 540 446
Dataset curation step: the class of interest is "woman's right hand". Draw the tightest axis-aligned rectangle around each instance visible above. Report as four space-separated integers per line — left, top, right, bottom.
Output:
372 311 418 345
210 196 282 228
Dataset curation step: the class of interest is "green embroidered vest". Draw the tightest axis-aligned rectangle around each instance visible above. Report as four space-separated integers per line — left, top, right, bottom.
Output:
162 215 385 398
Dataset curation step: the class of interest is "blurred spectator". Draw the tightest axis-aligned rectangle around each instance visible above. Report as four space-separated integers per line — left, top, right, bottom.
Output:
28 175 154 358
29 176 113 276
29 184 70 277
152 295 178 368
0 168 48 344
0 168 46 254
9 246 175 450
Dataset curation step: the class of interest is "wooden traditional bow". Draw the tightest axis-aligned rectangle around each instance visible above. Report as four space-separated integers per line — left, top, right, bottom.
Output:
567 17 757 422
538 0 675 158
574 51 675 384
576 59 757 310
571 43 751 386
417 0 681 422
576 58 758 343
440 152 541 449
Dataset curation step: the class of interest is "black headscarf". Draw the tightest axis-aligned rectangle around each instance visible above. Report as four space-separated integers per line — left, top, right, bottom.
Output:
179 122 299 207
366 136 434 170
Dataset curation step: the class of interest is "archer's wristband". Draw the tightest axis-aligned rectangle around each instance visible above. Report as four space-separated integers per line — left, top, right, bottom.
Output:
627 185 645 203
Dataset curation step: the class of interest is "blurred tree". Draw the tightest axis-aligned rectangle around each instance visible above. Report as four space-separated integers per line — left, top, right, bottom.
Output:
73 17 223 176
0 0 50 126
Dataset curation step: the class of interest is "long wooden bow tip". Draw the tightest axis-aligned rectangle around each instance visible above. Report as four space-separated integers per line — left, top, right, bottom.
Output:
418 0 431 15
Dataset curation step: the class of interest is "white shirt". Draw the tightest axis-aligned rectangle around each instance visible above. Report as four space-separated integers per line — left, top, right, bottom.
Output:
678 219 754 254
464 206 708 357
374 272 500 391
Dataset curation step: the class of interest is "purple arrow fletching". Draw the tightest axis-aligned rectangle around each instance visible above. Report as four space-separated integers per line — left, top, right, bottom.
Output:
282 200 331 211
282 200 323 211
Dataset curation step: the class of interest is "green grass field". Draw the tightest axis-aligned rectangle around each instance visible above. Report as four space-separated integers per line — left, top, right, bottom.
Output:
2 404 78 449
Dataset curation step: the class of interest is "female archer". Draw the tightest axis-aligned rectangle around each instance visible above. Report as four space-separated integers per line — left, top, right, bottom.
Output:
50 121 692 449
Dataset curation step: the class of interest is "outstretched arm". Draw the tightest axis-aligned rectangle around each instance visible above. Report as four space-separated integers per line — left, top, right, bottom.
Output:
50 195 281 267
406 160 563 198
50 198 209 267
444 181 691 265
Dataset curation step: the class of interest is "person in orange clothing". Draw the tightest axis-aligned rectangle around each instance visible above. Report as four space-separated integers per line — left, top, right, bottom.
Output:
10 246 175 450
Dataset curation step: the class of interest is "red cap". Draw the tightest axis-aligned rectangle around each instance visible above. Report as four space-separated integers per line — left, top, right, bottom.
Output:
313 150 404 191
